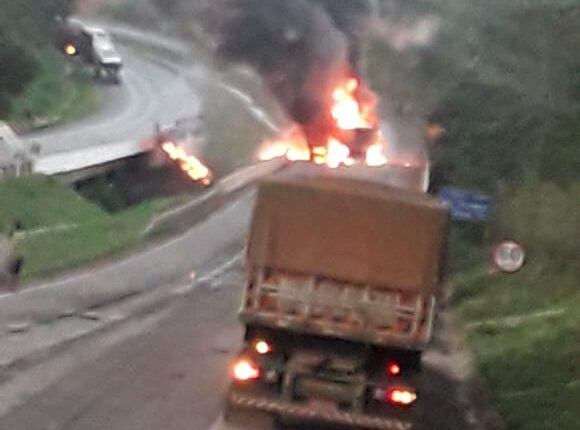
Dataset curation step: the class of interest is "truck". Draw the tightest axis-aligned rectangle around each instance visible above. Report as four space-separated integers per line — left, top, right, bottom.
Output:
225 173 449 429
57 19 123 84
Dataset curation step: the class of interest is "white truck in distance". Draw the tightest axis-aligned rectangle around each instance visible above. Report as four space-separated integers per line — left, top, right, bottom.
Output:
58 20 123 84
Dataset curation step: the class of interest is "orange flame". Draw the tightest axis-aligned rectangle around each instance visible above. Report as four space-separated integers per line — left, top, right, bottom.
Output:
331 78 371 130
366 139 389 167
313 139 355 168
258 74 388 168
161 142 212 185
258 128 310 162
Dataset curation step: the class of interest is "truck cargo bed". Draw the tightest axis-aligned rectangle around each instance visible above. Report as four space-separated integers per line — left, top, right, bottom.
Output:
248 175 447 294
241 269 435 350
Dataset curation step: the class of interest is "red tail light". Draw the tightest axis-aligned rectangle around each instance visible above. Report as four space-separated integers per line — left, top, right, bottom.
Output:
232 359 260 381
386 387 417 407
387 361 401 376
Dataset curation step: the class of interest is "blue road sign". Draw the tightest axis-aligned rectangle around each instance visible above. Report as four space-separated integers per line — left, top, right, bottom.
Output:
438 187 495 222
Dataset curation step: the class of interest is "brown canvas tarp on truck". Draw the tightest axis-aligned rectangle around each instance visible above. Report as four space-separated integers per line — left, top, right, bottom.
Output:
248 175 448 294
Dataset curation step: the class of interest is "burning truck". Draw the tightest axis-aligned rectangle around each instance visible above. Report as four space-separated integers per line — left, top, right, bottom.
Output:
218 0 399 169
258 73 388 168
219 1 447 428
217 0 428 188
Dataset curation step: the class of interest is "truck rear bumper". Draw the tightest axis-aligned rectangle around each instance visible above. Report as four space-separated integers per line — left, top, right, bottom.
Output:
228 391 414 430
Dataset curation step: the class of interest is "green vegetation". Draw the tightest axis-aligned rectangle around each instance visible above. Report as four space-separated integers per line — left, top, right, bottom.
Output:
454 265 580 430
453 182 580 429
8 52 98 127
0 0 97 125
0 176 103 231
369 1 580 428
369 1 580 191
0 176 174 280
497 183 580 264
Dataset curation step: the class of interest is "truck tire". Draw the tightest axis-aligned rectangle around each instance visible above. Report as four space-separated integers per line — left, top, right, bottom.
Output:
223 403 275 429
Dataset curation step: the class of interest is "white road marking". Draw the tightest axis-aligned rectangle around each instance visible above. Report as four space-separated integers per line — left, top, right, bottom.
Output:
197 254 244 287
216 82 280 132
170 284 194 296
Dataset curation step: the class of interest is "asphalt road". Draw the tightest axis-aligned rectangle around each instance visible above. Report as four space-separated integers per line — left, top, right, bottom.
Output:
22 44 200 155
0 190 470 430
2 19 467 430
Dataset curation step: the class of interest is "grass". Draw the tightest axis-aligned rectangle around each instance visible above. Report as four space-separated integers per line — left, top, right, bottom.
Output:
0 176 175 280
0 176 104 232
453 263 580 430
8 48 99 129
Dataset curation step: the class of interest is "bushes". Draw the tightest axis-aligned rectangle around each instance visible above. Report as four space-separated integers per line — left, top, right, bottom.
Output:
0 0 74 118
0 33 38 116
497 182 580 265
1 175 176 279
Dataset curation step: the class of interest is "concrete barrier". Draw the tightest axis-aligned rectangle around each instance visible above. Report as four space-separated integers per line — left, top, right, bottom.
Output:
144 158 286 234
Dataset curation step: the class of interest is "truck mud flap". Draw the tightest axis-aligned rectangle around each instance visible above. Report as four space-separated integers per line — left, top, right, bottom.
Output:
229 392 413 430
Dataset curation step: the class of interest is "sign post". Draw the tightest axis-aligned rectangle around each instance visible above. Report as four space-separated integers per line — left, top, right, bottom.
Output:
438 187 495 222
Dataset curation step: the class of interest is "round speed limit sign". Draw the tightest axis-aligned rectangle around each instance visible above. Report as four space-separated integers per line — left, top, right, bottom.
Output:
493 241 526 273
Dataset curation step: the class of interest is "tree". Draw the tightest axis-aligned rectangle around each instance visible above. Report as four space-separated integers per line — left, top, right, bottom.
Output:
0 33 38 116
0 0 74 117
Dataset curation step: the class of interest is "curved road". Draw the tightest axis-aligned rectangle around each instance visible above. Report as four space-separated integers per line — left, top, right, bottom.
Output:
23 44 200 155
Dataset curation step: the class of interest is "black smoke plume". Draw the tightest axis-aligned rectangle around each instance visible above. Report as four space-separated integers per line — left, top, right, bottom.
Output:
218 0 372 129
310 0 373 68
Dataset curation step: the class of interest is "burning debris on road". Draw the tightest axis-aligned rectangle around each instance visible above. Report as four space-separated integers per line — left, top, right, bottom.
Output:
219 0 387 168
153 118 213 186
160 141 212 186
